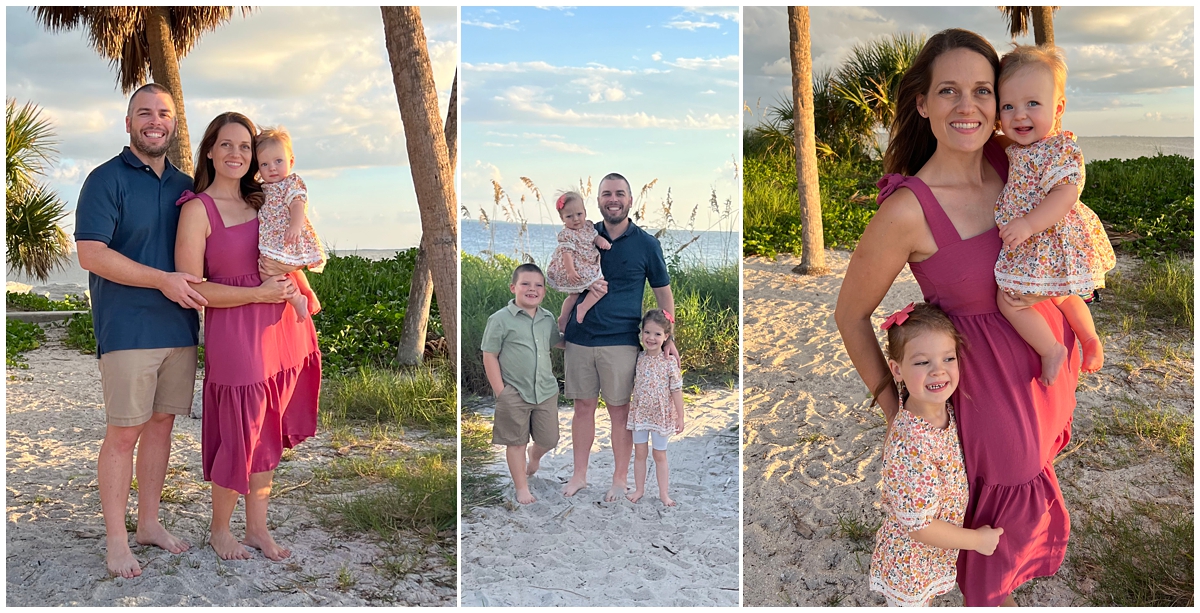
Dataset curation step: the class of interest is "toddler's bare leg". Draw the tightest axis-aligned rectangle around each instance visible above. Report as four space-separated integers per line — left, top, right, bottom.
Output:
506 445 536 504
653 448 675 507
558 293 580 332
627 442 648 503
1053 295 1103 373
998 287 1067 385
283 271 309 323
575 288 602 324
292 270 320 316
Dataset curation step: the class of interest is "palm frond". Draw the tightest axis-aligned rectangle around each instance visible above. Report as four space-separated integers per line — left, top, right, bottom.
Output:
6 99 58 193
6 184 71 281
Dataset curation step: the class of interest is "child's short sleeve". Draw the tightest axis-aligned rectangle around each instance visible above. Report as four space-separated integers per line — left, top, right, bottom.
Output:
881 421 941 531
286 174 308 204
480 311 506 354
1038 133 1084 194
668 357 683 391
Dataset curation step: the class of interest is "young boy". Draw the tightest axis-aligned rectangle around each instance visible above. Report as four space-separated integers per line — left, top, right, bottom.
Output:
481 263 563 504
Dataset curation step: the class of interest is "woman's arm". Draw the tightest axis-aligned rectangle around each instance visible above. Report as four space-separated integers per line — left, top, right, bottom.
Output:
176 198 294 308
834 191 925 422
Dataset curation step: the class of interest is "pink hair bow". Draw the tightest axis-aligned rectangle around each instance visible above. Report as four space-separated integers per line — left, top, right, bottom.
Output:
663 311 675 324
555 194 568 210
881 303 915 330
875 174 905 205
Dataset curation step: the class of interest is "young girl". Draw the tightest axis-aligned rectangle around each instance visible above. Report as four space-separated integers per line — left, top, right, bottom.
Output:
626 309 684 507
545 191 610 331
869 303 1003 607
994 45 1116 385
256 127 325 322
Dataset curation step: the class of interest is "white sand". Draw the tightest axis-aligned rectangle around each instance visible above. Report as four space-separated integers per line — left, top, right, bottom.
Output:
6 326 454 606
742 252 1193 606
461 388 740 607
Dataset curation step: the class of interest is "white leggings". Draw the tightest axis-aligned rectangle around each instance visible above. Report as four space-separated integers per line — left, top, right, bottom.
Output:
632 429 669 451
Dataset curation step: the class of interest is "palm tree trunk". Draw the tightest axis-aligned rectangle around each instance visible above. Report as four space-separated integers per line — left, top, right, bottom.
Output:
381 6 459 360
788 7 828 276
1032 7 1054 46
145 7 193 175
396 70 457 366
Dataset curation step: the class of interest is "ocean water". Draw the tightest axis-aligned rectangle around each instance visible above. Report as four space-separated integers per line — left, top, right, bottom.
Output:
1075 136 1193 161
461 220 740 270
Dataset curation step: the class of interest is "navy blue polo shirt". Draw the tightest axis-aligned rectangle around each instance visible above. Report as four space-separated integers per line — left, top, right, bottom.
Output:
74 147 199 356
563 220 670 347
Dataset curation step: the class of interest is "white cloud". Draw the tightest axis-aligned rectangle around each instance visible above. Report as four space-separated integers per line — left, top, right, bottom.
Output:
494 86 737 130
665 20 720 31
651 51 663 61
700 90 716 95
465 61 636 76
666 55 740 71
463 19 519 30
539 139 597 155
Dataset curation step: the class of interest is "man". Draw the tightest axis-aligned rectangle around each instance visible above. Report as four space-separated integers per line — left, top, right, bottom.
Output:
74 83 207 578
561 173 677 502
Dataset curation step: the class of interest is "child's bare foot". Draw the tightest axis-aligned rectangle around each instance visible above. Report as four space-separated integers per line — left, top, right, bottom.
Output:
626 489 645 503
307 292 321 316
105 538 142 578
659 493 677 507
209 530 252 560
557 313 569 333
244 529 291 561
575 303 591 324
1081 336 1104 373
562 477 587 497
526 449 541 476
1039 343 1068 385
135 520 191 554
603 484 628 502
515 488 537 504
289 294 309 323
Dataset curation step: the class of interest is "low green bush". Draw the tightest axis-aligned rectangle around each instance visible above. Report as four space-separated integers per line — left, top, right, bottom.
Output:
6 320 45 368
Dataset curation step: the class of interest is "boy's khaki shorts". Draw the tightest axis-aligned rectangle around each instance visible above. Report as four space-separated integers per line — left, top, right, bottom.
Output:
563 343 638 406
98 346 198 427
491 385 559 449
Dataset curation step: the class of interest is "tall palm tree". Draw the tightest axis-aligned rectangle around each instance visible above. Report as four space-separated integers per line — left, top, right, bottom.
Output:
398 69 457 366
999 6 1057 46
6 99 71 282
32 7 250 176
788 7 828 276
382 6 460 360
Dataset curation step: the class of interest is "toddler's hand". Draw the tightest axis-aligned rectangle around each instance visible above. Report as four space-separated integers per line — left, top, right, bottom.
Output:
285 225 303 246
973 525 1004 556
998 217 1034 249
567 270 581 285
595 236 612 250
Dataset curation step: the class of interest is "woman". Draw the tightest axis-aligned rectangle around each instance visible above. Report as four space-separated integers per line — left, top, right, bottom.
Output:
175 112 321 561
834 29 1077 606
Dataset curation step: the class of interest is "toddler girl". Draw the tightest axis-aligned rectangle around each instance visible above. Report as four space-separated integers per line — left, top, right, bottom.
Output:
994 45 1115 385
256 127 324 322
545 191 610 331
626 309 684 507
869 303 1003 607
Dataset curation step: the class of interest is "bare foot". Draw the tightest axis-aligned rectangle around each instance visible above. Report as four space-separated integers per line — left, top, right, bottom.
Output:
1081 336 1104 373
557 312 569 333
626 489 645 503
1039 343 1068 385
516 488 537 504
135 521 191 554
307 292 321 316
105 538 142 578
243 530 291 561
526 449 541 477
575 303 591 324
562 477 587 497
290 294 310 323
209 530 252 561
659 493 677 507
604 484 627 502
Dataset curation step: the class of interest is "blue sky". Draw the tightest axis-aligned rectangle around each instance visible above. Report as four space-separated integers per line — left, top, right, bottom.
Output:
744 6 1194 137
6 6 457 251
461 6 740 232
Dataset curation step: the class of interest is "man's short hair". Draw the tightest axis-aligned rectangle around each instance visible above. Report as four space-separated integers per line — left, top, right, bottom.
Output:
127 83 175 117
599 172 631 194
511 263 544 284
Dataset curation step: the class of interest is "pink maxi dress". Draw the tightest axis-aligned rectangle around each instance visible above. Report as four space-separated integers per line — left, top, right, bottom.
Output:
875 138 1078 606
185 192 321 495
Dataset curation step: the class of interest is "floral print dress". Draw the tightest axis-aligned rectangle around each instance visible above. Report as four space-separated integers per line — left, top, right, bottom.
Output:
994 131 1115 297
258 173 326 272
869 402 969 607
546 224 603 293
627 350 683 436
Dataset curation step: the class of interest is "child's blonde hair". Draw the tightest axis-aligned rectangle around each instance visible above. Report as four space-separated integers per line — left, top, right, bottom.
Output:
641 308 674 340
256 125 294 157
554 191 584 217
1000 44 1068 131
872 303 964 403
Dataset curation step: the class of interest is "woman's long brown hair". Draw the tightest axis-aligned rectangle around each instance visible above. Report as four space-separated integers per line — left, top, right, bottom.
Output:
192 112 265 209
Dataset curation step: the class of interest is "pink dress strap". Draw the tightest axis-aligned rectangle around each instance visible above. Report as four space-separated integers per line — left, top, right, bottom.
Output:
177 190 225 237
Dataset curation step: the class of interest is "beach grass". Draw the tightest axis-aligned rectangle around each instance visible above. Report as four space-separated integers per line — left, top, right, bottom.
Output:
834 511 881 553
319 363 456 436
1071 500 1193 606
1105 256 1193 331
6 320 45 368
322 447 457 537
1097 396 1194 476
460 411 504 513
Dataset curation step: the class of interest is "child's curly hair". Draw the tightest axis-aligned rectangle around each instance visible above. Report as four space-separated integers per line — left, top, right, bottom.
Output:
641 308 674 339
554 190 584 216
256 125 294 157
872 302 964 403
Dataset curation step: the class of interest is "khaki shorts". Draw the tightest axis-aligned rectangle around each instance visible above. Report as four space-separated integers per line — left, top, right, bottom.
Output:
564 343 638 406
491 385 559 449
98 346 198 427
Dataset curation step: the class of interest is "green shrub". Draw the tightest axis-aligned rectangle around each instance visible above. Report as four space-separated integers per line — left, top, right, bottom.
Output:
6 320 45 368
320 365 456 434
1082 154 1194 256
6 291 87 311
63 313 96 354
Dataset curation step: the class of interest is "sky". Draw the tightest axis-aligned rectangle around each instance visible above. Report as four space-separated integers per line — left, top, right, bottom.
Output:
743 6 1194 137
460 6 741 232
6 6 458 251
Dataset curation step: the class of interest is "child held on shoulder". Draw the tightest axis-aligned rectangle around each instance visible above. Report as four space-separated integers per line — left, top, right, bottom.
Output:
869 303 1003 607
546 191 610 331
626 309 684 507
481 264 563 505
993 45 1116 385
256 127 325 322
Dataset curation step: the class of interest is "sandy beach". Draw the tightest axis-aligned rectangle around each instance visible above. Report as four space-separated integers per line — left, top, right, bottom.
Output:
6 325 454 606
460 387 740 607
742 251 1193 606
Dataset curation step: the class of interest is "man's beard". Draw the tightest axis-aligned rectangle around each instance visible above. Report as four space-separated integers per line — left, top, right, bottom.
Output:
600 205 628 225
131 130 173 158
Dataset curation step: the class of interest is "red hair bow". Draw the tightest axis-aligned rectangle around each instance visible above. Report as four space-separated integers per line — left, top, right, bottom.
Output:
663 311 675 324
555 194 568 210
881 303 915 330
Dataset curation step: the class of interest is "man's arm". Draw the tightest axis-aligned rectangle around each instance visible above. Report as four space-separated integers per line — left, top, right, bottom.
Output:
77 240 207 310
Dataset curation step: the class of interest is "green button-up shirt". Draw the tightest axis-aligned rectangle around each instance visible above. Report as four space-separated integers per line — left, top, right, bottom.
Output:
480 300 562 404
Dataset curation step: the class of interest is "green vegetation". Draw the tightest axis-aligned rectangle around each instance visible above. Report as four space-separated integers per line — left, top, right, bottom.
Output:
323 447 456 536
1082 155 1194 257
1106 256 1193 332
460 413 503 513
6 99 72 281
6 291 87 311
6 320 45 368
63 313 96 354
1071 501 1193 606
319 364 455 435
